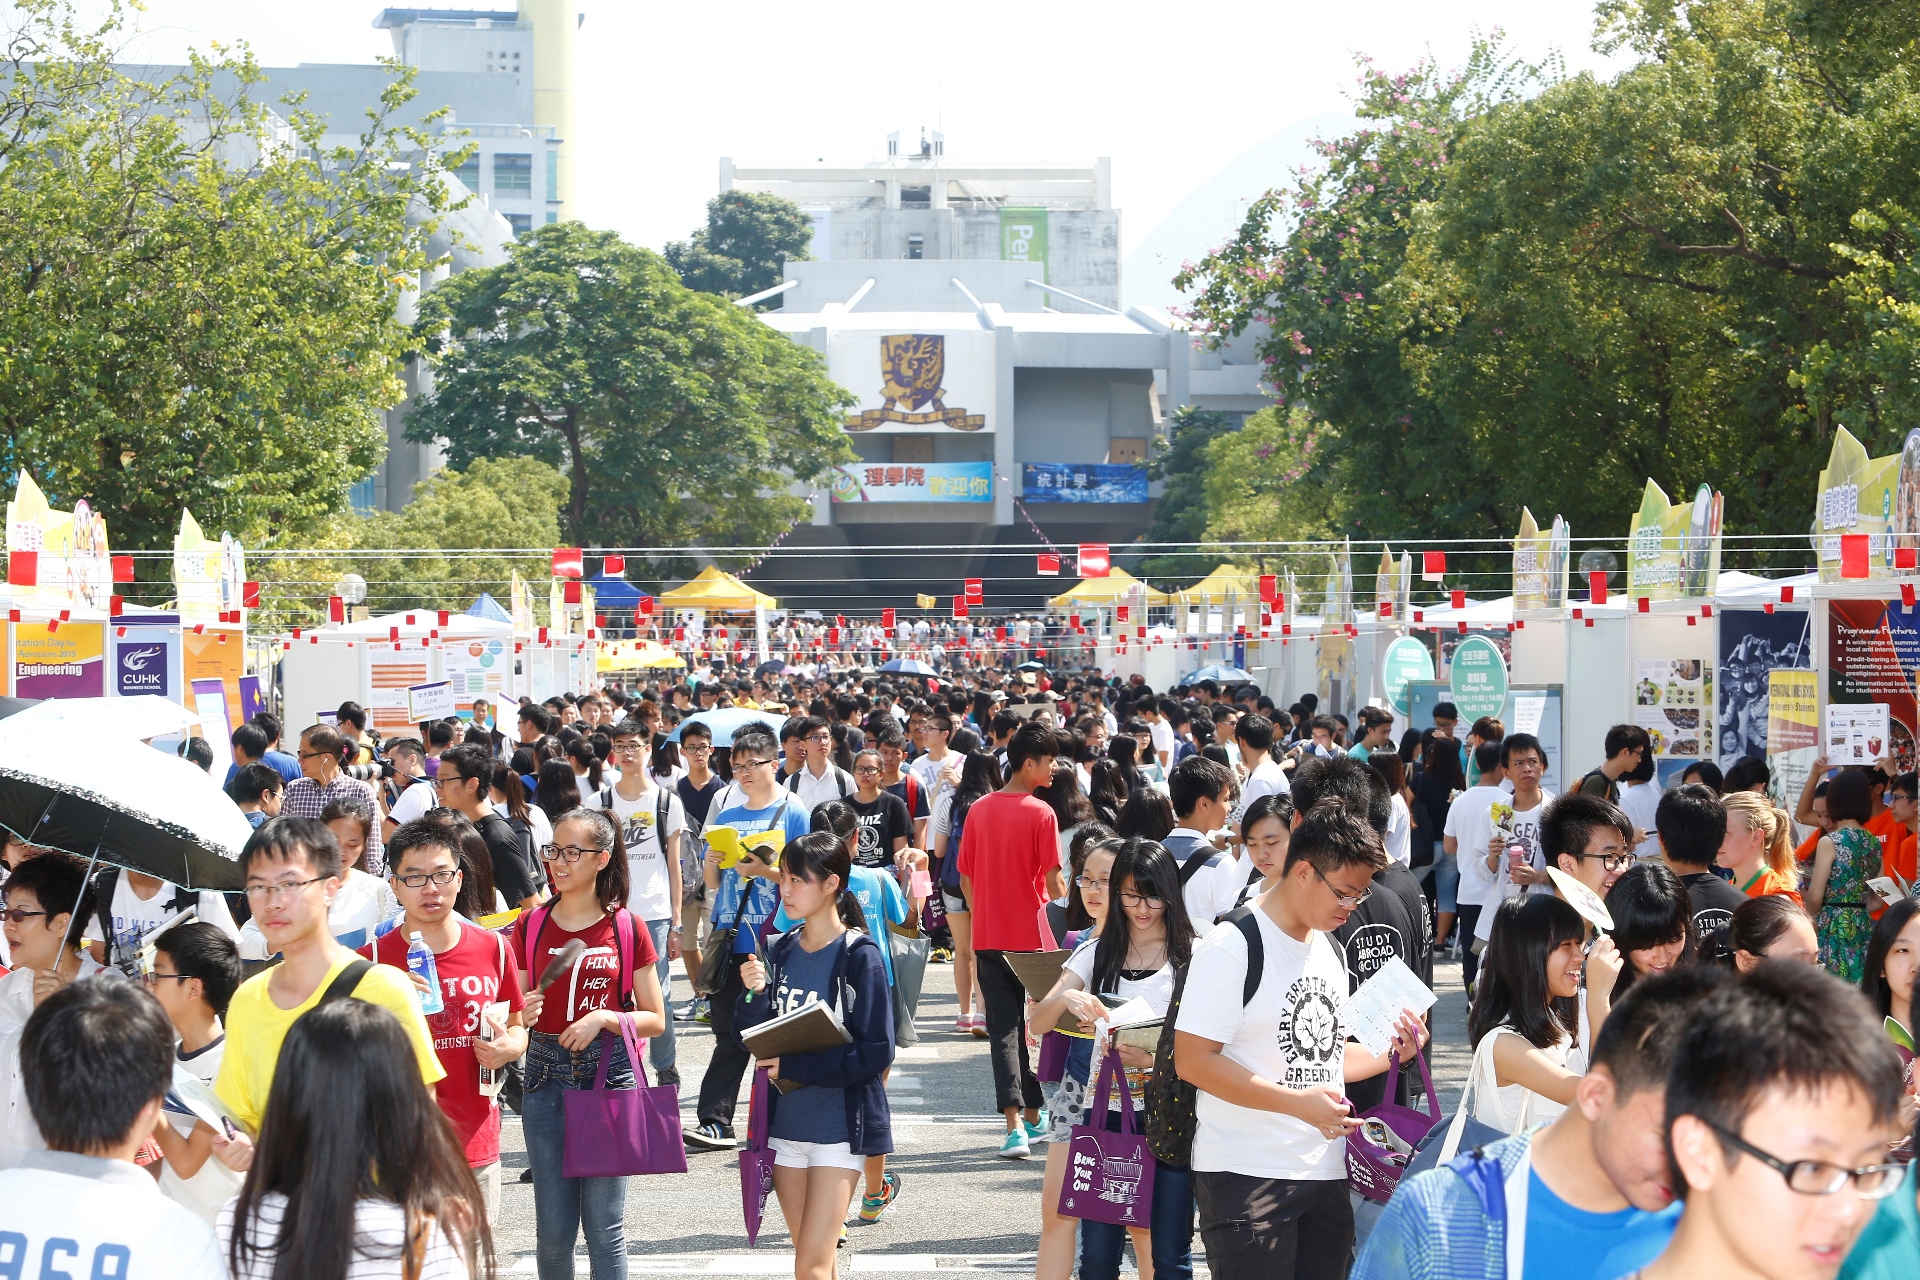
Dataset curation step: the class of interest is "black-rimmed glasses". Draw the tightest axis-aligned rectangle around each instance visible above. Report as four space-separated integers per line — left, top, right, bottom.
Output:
1702 1119 1904 1198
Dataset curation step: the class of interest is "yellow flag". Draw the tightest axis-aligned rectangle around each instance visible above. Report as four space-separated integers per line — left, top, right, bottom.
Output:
916 593 937 609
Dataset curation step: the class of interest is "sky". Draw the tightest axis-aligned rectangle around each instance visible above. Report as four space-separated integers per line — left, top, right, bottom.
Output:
112 0 1627 307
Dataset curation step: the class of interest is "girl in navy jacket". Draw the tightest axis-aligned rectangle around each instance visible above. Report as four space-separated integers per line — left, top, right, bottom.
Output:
738 831 894 1280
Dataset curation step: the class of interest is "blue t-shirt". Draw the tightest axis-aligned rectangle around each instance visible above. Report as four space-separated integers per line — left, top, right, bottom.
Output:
223 749 303 789
766 932 850 1144
774 865 909 986
1522 1167 1678 1280
709 797 811 954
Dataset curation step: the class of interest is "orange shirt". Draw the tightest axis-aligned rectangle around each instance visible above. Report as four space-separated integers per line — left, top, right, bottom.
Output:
1864 810 1913 917
1741 865 1803 905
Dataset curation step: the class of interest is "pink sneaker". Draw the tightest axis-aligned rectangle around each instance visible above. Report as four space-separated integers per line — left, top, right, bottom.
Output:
953 1015 973 1033
969 1013 989 1039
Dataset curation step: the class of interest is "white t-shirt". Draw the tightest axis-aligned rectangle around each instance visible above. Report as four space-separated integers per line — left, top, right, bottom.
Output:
1238 756 1291 820
787 763 853 812
1149 719 1176 763
604 783 686 922
221 1193 468 1279
1619 780 1662 860
1445 784 1511 908
0 1154 222 1280
1168 829 1242 929
1473 789 1555 943
1472 1025 1572 1132
386 778 437 827
908 751 955 800
1064 938 1177 1014
0 958 106 1155
158 1035 242 1223
1384 793 1413 867
1175 907 1351 1178
81 875 242 974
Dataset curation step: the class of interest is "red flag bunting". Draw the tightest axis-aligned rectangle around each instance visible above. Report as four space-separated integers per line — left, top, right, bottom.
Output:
551 547 583 578
6 551 35 587
1588 571 1608 605
1422 551 1446 581
1077 544 1110 578
111 554 135 583
604 554 626 576
1840 533 1871 579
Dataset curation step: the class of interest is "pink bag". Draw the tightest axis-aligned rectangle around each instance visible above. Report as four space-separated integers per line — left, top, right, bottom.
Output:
1056 1047 1156 1227
561 1015 689 1178
738 1067 777 1246
1345 1047 1442 1204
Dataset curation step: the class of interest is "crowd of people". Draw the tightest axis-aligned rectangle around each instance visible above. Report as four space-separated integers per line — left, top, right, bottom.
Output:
0 655 1913 1280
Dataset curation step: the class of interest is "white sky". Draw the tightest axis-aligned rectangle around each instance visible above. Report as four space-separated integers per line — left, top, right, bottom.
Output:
114 1 1620 274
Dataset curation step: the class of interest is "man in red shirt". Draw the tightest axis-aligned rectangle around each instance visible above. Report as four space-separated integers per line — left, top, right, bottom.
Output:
958 720 1067 1158
362 820 528 1220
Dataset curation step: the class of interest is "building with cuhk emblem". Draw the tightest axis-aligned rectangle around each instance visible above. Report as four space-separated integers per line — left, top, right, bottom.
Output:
734 133 1273 607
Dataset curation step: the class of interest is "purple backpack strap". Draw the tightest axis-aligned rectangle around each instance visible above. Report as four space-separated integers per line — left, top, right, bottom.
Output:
524 902 553 975
612 907 638 1010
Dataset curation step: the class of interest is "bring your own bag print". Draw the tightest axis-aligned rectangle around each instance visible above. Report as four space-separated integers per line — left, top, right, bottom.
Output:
1345 1046 1443 1204
1057 1046 1156 1228
561 1013 689 1178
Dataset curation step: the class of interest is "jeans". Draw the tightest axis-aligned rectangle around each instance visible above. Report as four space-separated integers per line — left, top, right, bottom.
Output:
974 949 1042 1112
644 917 675 1076
523 1031 635 1280
1079 1139 1197 1280
696 963 753 1131
1456 903 1483 989
1423 846 1458 913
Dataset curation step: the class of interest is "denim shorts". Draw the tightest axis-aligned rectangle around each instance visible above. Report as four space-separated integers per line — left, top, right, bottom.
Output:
1420 846 1459 912
522 1027 636 1092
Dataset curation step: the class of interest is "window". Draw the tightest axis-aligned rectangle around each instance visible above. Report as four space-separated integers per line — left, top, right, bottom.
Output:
907 234 924 260
546 153 558 202
892 436 934 464
1109 437 1147 465
505 212 532 235
348 476 377 514
495 153 532 194
546 210 558 225
901 185 931 208
452 155 480 191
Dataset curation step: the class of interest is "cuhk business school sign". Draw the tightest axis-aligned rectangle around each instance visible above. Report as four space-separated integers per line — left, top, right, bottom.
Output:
114 625 181 700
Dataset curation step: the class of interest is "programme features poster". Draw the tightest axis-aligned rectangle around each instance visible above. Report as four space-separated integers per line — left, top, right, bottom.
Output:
1827 598 1920 772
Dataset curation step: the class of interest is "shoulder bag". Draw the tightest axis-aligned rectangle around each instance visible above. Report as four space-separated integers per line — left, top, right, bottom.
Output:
1057 1045 1156 1228
561 1011 689 1178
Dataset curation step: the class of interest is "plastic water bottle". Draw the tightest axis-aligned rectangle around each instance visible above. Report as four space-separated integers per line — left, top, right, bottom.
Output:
407 931 445 1015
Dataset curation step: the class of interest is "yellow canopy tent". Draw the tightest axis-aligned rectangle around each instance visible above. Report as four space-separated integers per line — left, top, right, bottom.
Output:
1047 567 1170 610
1176 564 1266 605
657 566 778 613
597 639 686 672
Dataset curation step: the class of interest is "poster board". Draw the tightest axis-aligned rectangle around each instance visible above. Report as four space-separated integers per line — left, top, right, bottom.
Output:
1402 680 1564 793
112 625 180 702
183 628 244 729
190 677 231 749
1825 597 1919 772
12 621 103 699
1627 480 1724 602
366 646 432 739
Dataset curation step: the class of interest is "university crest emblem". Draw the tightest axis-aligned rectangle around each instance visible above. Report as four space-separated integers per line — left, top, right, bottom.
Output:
845 334 985 431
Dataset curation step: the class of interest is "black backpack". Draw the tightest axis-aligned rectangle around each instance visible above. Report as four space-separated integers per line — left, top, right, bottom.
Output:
1145 905 1265 1168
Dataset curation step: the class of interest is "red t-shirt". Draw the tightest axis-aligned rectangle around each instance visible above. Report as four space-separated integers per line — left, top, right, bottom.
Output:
510 908 657 1035
362 923 526 1166
955 790 1059 951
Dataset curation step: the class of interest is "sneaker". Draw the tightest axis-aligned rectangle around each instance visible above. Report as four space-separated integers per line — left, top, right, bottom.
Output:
674 998 705 1023
969 1013 989 1039
1024 1112 1050 1144
655 1066 681 1090
930 946 953 963
694 1000 712 1025
683 1122 737 1151
859 1171 902 1222
998 1128 1032 1159
837 1222 848 1249
952 1016 973 1034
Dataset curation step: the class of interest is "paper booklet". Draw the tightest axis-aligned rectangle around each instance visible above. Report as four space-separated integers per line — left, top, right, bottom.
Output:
1004 949 1071 1002
163 1062 251 1138
1339 957 1437 1058
739 998 851 1061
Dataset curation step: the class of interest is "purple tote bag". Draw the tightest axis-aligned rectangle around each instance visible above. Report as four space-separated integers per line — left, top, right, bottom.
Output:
739 1067 777 1246
1056 1047 1156 1228
562 1015 689 1178
1345 1047 1443 1204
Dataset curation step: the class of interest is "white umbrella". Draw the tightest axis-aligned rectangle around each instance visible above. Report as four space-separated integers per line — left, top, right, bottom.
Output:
4 695 203 742
0 718 250 890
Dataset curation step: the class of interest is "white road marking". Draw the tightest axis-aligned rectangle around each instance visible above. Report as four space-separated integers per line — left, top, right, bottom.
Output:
511 1252 1179 1276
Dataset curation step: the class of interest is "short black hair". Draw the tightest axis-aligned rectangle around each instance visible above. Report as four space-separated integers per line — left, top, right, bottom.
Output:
3 851 94 932
1473 740 1503 776
250 711 284 745
1309 714 1341 737
1241 791 1295 836
302 722 345 757
334 701 367 731
1603 724 1651 759
154 922 242 1016
518 704 553 734
608 717 649 742
1665 962 1904 1198
1500 732 1546 769
227 761 285 806
679 719 712 744
730 723 779 762
1168 754 1235 819
1235 713 1274 752
230 722 269 759
1655 783 1727 867
1588 966 1727 1097
1006 721 1059 774
386 819 464 874
1357 706 1392 731
1285 797 1389 875
1432 701 1458 720
1290 754 1390 835
427 721 456 749
22 978 174 1154
1541 792 1634 862
1722 755 1771 793
243 815 343 880
1826 768 1874 824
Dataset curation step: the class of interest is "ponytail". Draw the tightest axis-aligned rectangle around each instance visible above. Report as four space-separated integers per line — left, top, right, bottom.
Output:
837 887 869 934
1723 791 1794 877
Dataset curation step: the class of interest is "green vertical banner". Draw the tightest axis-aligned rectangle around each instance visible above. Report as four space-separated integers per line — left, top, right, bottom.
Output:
1000 208 1048 281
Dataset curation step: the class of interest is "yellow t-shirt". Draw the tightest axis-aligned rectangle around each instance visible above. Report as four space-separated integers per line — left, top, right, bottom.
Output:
214 956 445 1133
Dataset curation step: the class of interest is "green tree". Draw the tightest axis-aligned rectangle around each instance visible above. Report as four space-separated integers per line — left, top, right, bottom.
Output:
1200 407 1347 554
664 191 815 300
1140 407 1237 584
0 0 463 555
408 222 855 558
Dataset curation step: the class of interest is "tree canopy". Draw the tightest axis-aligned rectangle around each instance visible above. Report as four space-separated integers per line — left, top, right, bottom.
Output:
665 190 816 300
0 0 462 555
1177 2 1920 555
408 222 855 558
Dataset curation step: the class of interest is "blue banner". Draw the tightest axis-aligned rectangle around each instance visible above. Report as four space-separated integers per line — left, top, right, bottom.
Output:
1021 463 1148 504
829 462 992 503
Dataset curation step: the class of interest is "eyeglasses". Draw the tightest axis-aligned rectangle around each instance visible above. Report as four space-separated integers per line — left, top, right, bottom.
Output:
243 877 327 904
540 843 608 863
732 758 776 772
854 765 882 776
806 734 832 745
614 742 646 755
141 972 194 986
1574 850 1636 873
684 743 713 753
1311 864 1372 908
1118 891 1166 910
297 751 330 761
1702 1120 1905 1199
0 908 48 923
395 868 462 888
1074 875 1109 892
